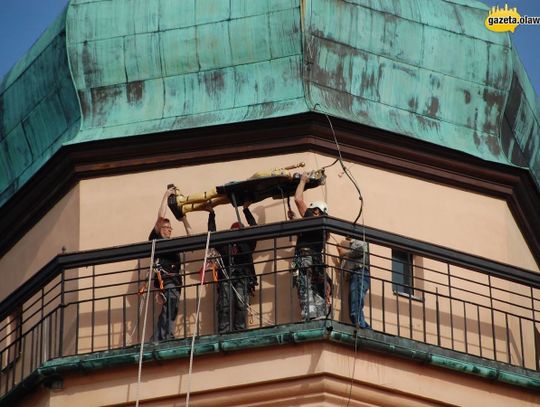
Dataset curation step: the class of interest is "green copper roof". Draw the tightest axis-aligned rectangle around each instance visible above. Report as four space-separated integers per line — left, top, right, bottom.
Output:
66 0 306 141
1 0 539 206
0 6 80 204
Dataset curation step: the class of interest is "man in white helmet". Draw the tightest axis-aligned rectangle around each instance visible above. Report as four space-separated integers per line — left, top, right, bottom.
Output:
292 172 331 320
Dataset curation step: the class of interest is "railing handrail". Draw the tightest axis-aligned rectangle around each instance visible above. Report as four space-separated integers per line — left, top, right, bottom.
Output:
1 216 538 320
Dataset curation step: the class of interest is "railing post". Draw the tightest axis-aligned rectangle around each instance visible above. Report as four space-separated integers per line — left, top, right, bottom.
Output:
505 313 511 365
19 335 26 385
323 228 331 321
488 275 497 361
182 260 187 341
382 280 386 333
58 269 65 357
40 287 44 365
47 314 53 363
436 287 440 347
91 265 95 353
259 272 263 328
447 264 454 350
273 237 277 326
123 295 127 348
5 347 10 393
463 302 468 354
339 254 345 323
289 245 294 324
477 305 482 358
9 346 14 390
532 286 540 371
30 326 35 372
75 302 80 354
519 319 526 368
107 297 111 351
533 322 540 371
422 291 427 343
396 287 401 337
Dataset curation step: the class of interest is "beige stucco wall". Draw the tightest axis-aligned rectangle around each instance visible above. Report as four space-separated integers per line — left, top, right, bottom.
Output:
19 342 540 407
1 151 539 404
74 151 537 269
0 186 80 302
64 151 538 358
1 151 536 301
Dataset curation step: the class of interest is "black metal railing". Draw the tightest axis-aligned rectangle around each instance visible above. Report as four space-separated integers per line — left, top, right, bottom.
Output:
1 216 539 397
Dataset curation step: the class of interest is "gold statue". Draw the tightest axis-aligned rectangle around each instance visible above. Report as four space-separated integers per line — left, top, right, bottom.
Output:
167 163 325 219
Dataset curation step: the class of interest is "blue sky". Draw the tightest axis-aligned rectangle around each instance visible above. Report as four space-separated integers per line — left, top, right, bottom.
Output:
482 0 540 98
0 0 539 99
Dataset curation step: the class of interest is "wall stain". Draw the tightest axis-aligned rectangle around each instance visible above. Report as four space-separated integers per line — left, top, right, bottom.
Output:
482 88 504 135
485 134 501 155
429 75 441 89
511 143 528 166
473 131 480 148
395 64 417 77
425 97 439 118
78 90 90 118
417 115 440 131
483 88 504 109
90 85 123 126
408 97 418 111
383 12 398 22
203 70 225 95
127 81 144 104
81 41 100 87
463 90 471 104
361 70 376 92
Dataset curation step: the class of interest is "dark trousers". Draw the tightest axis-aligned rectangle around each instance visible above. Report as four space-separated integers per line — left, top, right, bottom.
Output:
217 276 249 333
349 267 370 328
154 280 180 341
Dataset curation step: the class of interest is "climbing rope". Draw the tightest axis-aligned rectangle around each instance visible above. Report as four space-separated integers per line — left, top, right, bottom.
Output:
135 238 157 407
185 230 212 407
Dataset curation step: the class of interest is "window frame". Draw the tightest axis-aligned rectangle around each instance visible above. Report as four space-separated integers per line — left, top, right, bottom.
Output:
392 249 414 296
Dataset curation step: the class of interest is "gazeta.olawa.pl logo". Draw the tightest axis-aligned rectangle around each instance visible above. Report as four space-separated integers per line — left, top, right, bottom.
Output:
485 4 540 32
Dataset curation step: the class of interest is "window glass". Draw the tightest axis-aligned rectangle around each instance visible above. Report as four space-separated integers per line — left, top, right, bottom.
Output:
392 249 413 296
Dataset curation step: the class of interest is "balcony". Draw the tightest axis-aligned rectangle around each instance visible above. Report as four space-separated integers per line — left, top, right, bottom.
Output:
1 216 539 402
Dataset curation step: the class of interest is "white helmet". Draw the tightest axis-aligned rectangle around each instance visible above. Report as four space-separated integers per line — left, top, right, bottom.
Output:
309 201 328 214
